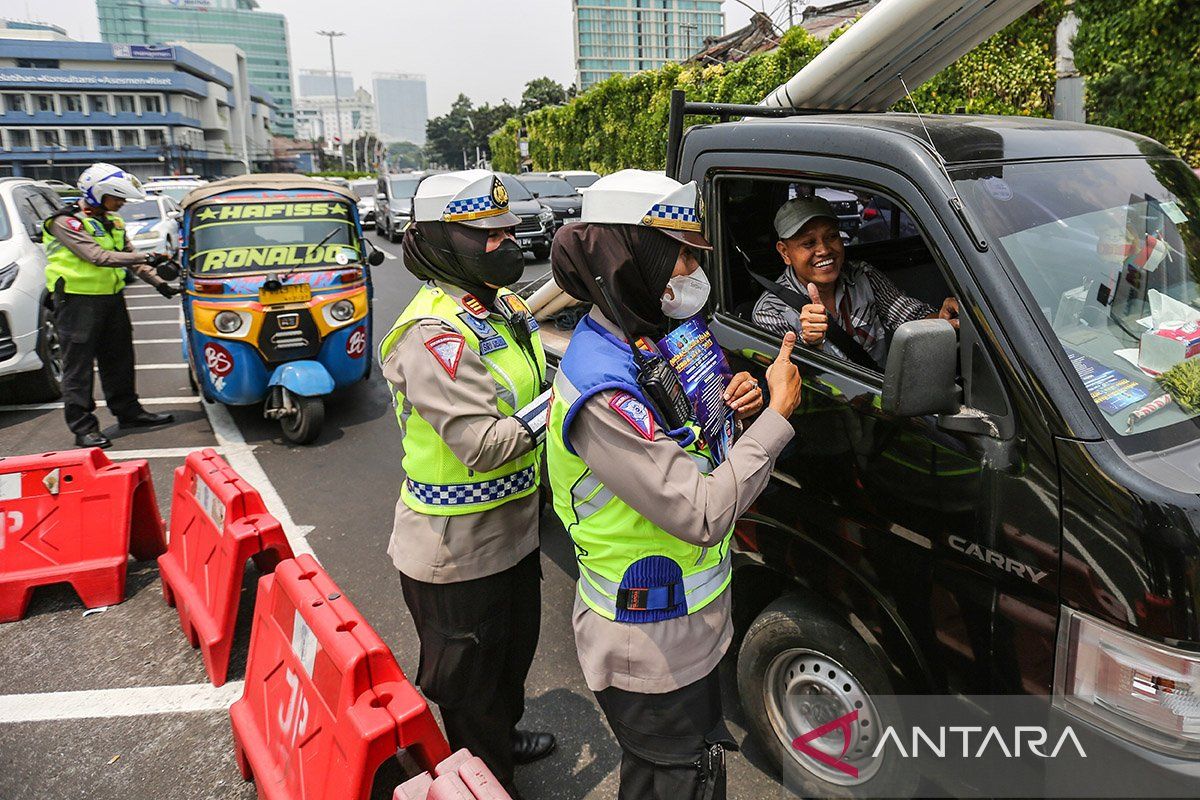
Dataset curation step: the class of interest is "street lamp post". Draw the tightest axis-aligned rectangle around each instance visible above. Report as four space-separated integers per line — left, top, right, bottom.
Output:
317 30 346 170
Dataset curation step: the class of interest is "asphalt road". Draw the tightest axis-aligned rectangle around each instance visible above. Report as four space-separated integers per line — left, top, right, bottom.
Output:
0 231 787 800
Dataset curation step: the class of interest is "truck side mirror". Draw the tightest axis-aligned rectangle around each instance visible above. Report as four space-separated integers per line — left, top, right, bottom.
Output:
881 319 959 416
367 250 385 266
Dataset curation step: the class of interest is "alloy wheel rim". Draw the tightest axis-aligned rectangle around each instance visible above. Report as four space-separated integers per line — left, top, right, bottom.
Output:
43 316 64 383
763 647 883 785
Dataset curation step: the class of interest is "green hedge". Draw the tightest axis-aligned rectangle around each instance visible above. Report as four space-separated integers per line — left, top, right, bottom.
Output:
492 0 1199 172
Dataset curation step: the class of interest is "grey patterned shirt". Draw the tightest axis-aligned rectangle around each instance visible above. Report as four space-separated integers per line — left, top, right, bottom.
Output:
751 260 935 365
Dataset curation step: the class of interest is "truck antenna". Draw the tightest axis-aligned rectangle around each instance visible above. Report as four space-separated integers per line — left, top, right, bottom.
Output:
897 73 965 206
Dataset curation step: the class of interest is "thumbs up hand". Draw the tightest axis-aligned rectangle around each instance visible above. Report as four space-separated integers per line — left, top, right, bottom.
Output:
800 282 828 346
765 332 802 418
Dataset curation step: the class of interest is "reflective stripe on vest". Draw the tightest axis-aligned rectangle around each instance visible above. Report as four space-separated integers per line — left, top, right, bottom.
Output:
405 464 537 507
43 211 127 296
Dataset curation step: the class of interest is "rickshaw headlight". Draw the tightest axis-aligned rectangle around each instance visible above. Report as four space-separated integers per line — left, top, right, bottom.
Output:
214 311 243 334
329 299 355 322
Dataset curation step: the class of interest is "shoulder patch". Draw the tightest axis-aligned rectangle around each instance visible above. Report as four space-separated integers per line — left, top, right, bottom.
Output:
460 293 489 319
608 391 656 441
424 332 466 379
65 216 83 231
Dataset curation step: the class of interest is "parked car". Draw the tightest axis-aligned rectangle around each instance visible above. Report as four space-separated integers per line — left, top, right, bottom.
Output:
514 173 583 234
118 194 182 256
375 172 425 243
496 173 554 260
547 169 601 190
350 178 376 229
0 177 64 402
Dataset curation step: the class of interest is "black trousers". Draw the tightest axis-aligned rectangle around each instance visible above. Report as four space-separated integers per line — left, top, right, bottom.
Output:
53 292 143 435
595 667 735 800
400 550 542 789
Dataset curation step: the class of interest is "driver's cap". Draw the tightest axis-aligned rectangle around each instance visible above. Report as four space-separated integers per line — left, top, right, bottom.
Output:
413 169 521 230
580 169 711 250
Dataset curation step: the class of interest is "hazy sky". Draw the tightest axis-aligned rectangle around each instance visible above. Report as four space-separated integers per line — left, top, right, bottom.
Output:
0 0 759 115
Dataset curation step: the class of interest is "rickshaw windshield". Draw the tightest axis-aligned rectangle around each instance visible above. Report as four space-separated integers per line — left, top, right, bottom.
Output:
188 198 360 275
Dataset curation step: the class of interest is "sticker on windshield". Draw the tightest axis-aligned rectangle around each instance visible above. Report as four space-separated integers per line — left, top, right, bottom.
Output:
1160 200 1188 225
334 247 356 266
193 244 354 273
193 202 347 222
981 177 1013 202
1067 350 1149 414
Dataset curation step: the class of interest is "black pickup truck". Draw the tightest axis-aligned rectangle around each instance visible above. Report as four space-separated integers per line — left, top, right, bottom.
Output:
532 100 1200 795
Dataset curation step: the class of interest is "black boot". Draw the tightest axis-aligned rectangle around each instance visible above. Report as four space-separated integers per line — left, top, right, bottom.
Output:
118 410 174 428
511 730 556 765
75 430 112 449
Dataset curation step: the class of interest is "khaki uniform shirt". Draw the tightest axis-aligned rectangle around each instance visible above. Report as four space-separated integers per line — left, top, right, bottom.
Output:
382 283 540 584
48 213 167 288
568 311 796 693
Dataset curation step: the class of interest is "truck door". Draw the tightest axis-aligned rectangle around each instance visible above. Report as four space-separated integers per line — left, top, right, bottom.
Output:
695 153 1061 695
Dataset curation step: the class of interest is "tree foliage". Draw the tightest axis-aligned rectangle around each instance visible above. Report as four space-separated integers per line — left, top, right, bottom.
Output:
387 140 427 171
520 77 568 114
425 94 517 168
491 1 1200 172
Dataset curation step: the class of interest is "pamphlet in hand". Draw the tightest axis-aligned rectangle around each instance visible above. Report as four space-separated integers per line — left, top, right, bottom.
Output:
657 315 736 464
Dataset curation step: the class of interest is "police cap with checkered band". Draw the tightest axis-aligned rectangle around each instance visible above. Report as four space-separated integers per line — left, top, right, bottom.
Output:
580 169 711 250
412 169 522 230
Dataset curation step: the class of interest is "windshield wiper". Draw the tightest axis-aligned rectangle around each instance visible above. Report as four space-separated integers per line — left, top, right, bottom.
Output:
277 226 344 285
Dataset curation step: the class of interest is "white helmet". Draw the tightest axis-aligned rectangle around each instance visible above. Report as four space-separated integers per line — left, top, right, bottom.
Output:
78 163 146 206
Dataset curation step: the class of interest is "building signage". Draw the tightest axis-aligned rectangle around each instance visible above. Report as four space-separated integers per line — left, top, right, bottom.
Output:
113 44 177 61
0 69 185 90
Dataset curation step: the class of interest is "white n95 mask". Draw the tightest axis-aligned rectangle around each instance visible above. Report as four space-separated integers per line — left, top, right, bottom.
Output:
661 269 711 319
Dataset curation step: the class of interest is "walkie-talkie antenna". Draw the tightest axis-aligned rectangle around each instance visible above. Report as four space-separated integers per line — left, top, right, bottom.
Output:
897 73 966 207
594 275 652 367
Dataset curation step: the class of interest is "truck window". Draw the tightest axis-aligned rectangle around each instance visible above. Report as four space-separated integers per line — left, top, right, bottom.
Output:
719 176 955 372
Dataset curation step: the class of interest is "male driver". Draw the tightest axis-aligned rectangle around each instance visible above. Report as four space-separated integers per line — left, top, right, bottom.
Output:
44 163 177 448
752 195 958 366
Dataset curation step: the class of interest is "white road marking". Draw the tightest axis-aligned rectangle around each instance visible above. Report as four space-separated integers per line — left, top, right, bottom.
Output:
125 301 177 308
202 400 317 559
0 396 198 412
131 319 180 326
383 249 397 260
106 444 255 460
0 681 245 722
133 338 182 345
93 363 186 371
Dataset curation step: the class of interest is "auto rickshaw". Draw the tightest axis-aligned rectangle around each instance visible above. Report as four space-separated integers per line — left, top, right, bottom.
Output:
179 175 384 444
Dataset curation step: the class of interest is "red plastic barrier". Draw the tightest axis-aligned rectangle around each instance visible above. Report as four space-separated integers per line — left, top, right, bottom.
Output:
230 555 451 800
159 448 294 686
0 448 164 623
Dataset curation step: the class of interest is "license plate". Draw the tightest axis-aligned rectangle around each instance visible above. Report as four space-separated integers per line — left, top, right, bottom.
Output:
259 283 312 305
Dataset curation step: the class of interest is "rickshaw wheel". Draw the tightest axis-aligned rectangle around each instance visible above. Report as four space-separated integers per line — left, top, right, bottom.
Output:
281 395 324 445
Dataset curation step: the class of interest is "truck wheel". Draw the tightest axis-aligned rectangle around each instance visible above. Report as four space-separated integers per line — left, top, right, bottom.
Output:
280 394 323 445
388 219 401 244
737 596 916 798
13 302 64 402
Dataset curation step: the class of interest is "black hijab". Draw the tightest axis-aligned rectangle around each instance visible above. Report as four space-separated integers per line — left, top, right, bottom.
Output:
550 223 679 339
402 221 498 305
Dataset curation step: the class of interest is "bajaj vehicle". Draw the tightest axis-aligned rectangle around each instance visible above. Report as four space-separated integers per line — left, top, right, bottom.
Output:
180 175 383 444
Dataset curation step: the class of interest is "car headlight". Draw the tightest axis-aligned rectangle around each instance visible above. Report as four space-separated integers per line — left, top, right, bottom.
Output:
0 261 18 291
214 310 243 334
133 230 160 240
1055 607 1200 757
329 299 355 322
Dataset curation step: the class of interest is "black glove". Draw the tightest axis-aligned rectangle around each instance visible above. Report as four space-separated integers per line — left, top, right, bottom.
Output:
156 283 180 299
146 252 171 267
146 253 180 281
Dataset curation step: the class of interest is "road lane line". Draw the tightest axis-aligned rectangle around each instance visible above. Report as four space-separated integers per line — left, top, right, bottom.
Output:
202 400 316 559
125 301 176 309
106 444 255 460
133 338 182 344
0 682 245 722
0 396 199 412
93 363 186 371
132 319 179 326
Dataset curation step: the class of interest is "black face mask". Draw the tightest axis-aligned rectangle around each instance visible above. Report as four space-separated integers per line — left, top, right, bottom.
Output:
469 238 525 288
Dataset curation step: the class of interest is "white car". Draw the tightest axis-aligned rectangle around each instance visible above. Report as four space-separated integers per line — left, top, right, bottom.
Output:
145 178 207 204
547 170 601 190
350 179 376 229
119 194 183 256
0 177 64 402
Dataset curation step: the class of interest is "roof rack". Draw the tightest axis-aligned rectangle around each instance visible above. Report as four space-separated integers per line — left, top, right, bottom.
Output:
664 89 829 180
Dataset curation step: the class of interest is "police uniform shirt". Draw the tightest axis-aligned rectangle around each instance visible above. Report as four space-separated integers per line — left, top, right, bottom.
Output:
48 213 167 288
381 281 540 584
569 308 795 693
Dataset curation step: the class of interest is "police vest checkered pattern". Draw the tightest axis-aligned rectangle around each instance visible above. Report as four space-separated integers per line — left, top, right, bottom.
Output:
405 465 537 507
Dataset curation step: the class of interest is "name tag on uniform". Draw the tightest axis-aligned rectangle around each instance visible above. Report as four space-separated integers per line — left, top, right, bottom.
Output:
458 312 508 354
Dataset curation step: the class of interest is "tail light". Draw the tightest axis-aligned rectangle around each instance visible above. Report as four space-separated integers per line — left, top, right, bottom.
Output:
194 280 225 294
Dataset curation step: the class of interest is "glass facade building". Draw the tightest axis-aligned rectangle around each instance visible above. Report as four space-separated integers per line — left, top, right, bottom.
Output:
573 0 724 90
96 0 295 136
372 73 428 146
298 69 353 99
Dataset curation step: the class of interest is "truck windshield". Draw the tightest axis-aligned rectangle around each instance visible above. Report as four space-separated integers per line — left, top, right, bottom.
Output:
955 158 1200 439
188 199 358 275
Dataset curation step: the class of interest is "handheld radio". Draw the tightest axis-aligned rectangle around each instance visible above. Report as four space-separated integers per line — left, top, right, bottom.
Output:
593 275 692 431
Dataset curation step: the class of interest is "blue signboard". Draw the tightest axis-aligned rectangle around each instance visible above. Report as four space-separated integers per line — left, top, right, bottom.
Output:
112 44 177 61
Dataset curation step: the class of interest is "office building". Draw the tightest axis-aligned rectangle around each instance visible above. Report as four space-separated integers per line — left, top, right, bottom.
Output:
298 69 353 99
0 38 275 180
0 18 69 39
573 0 724 90
96 0 296 136
295 88 376 144
372 73 427 145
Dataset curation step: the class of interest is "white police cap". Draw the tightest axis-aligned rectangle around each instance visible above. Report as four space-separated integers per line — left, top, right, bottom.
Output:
580 169 711 249
413 169 521 229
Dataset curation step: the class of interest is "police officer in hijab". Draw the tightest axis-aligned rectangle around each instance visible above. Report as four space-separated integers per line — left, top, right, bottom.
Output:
379 170 555 795
547 170 802 800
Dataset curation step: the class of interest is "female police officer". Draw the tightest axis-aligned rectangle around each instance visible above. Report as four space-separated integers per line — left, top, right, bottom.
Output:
547 170 802 799
379 170 555 794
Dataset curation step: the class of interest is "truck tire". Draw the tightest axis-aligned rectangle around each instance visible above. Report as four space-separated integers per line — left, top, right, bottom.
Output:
10 301 64 403
280 394 323 445
737 595 917 798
